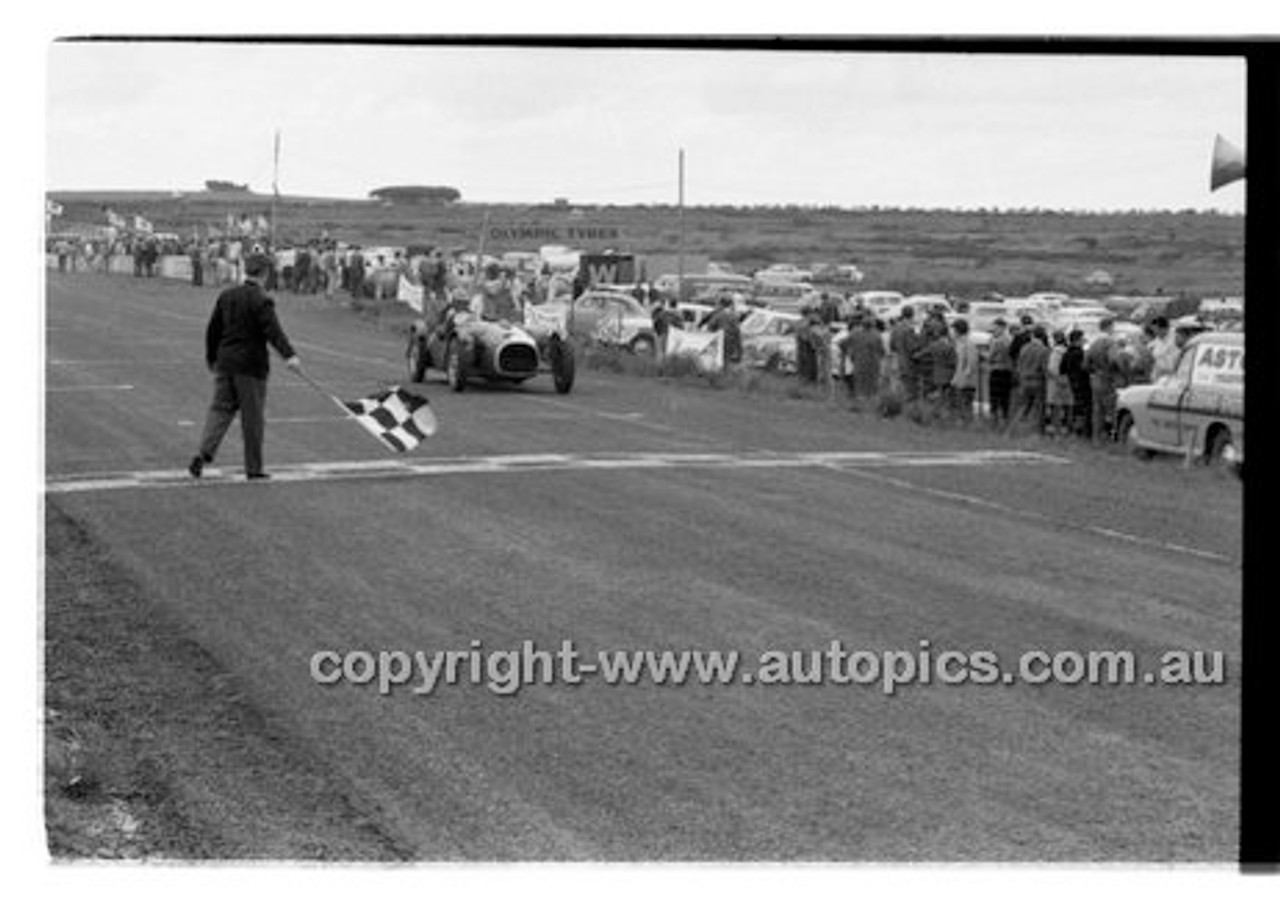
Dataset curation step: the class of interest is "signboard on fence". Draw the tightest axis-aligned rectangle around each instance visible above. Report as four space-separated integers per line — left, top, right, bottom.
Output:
488 225 622 245
397 274 425 313
665 327 724 374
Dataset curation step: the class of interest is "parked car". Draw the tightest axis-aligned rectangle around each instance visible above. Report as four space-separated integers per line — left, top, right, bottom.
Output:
1026 291 1071 311
754 280 820 313
853 290 905 321
740 309 846 376
1052 303 1117 334
899 294 952 320
965 301 1021 333
741 309 803 372
652 272 755 302
569 290 657 355
754 263 813 284
1115 331 1243 475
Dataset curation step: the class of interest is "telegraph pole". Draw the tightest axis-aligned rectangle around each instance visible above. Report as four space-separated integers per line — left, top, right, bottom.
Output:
270 129 280 251
677 148 685 300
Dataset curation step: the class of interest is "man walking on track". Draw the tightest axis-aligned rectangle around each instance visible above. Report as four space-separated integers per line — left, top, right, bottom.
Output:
189 253 302 481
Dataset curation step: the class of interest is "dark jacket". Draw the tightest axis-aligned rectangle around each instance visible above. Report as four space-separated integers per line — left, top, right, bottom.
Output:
205 279 295 379
1016 338 1050 388
914 336 956 387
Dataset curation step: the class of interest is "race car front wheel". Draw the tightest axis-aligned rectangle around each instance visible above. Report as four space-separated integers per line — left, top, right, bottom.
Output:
407 335 429 383
551 338 576 394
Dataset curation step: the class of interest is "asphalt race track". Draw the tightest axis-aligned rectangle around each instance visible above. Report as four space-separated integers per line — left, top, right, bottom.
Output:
43 271 1242 861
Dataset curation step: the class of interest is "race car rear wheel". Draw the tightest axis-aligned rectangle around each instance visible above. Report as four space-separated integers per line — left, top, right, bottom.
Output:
407 335 429 383
1205 426 1240 477
445 338 466 392
551 338 576 394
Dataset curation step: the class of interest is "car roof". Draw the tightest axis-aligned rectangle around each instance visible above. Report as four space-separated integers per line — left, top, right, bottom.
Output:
1186 331 1243 347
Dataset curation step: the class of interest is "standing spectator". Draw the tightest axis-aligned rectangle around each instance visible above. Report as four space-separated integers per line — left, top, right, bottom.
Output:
986 318 1015 429
226 237 244 284
915 325 956 423
809 314 833 387
347 245 365 296
1045 330 1074 437
889 306 923 404
188 237 204 287
1085 317 1121 443
420 248 448 301
921 306 949 343
652 302 671 367
1148 316 1179 380
322 245 341 297
1125 328 1155 385
817 292 840 326
1060 329 1091 438
1012 326 1050 435
294 245 312 295
653 297 684 370
844 314 886 407
796 306 818 383
702 297 742 365
1008 314 1035 366
950 318 980 424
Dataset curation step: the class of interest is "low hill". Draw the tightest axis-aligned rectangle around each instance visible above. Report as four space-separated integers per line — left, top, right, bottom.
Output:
46 191 1243 298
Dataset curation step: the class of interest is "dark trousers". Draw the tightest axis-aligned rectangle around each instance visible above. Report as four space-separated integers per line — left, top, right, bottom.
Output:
1012 383 1046 434
197 373 268 476
988 369 1013 423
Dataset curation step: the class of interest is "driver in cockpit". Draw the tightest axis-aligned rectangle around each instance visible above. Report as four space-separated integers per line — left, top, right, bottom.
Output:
469 263 521 324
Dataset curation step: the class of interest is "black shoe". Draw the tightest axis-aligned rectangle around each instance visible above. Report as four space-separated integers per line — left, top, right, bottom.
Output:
188 455 206 478
246 472 272 481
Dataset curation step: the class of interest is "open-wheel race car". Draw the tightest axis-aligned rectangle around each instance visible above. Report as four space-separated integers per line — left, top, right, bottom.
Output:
406 303 576 394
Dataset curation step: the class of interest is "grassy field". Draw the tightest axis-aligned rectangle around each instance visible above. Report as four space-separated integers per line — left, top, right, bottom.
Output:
50 191 1244 299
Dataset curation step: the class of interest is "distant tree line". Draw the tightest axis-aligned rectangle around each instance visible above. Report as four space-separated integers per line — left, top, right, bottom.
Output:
369 185 462 205
205 180 250 193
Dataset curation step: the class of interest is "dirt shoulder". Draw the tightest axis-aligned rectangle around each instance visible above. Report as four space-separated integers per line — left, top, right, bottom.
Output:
42 501 412 861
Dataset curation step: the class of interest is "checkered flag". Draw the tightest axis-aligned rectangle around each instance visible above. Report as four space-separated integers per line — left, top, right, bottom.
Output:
340 387 438 452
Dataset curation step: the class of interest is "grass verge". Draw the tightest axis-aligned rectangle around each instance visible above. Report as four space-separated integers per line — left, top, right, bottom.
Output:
42 502 412 860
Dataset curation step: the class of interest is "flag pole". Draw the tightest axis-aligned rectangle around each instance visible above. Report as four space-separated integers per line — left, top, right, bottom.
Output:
289 365 356 415
470 207 492 298
677 148 685 301
288 365 435 451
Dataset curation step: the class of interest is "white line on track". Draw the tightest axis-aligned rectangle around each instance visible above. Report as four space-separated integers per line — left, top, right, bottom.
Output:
830 464 1235 566
47 384 136 392
48 358 186 366
45 448 1066 496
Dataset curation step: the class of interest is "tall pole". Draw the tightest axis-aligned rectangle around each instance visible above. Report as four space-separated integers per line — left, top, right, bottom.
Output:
270 129 280 251
677 148 685 301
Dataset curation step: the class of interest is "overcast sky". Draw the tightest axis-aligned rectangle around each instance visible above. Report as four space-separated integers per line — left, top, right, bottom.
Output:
44 41 1246 213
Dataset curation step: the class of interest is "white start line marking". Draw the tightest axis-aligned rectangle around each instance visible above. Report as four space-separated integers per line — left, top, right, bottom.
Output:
42 448 1236 565
46 449 1065 496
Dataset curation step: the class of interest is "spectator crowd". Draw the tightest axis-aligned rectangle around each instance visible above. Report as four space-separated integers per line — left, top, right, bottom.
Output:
49 228 1209 449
